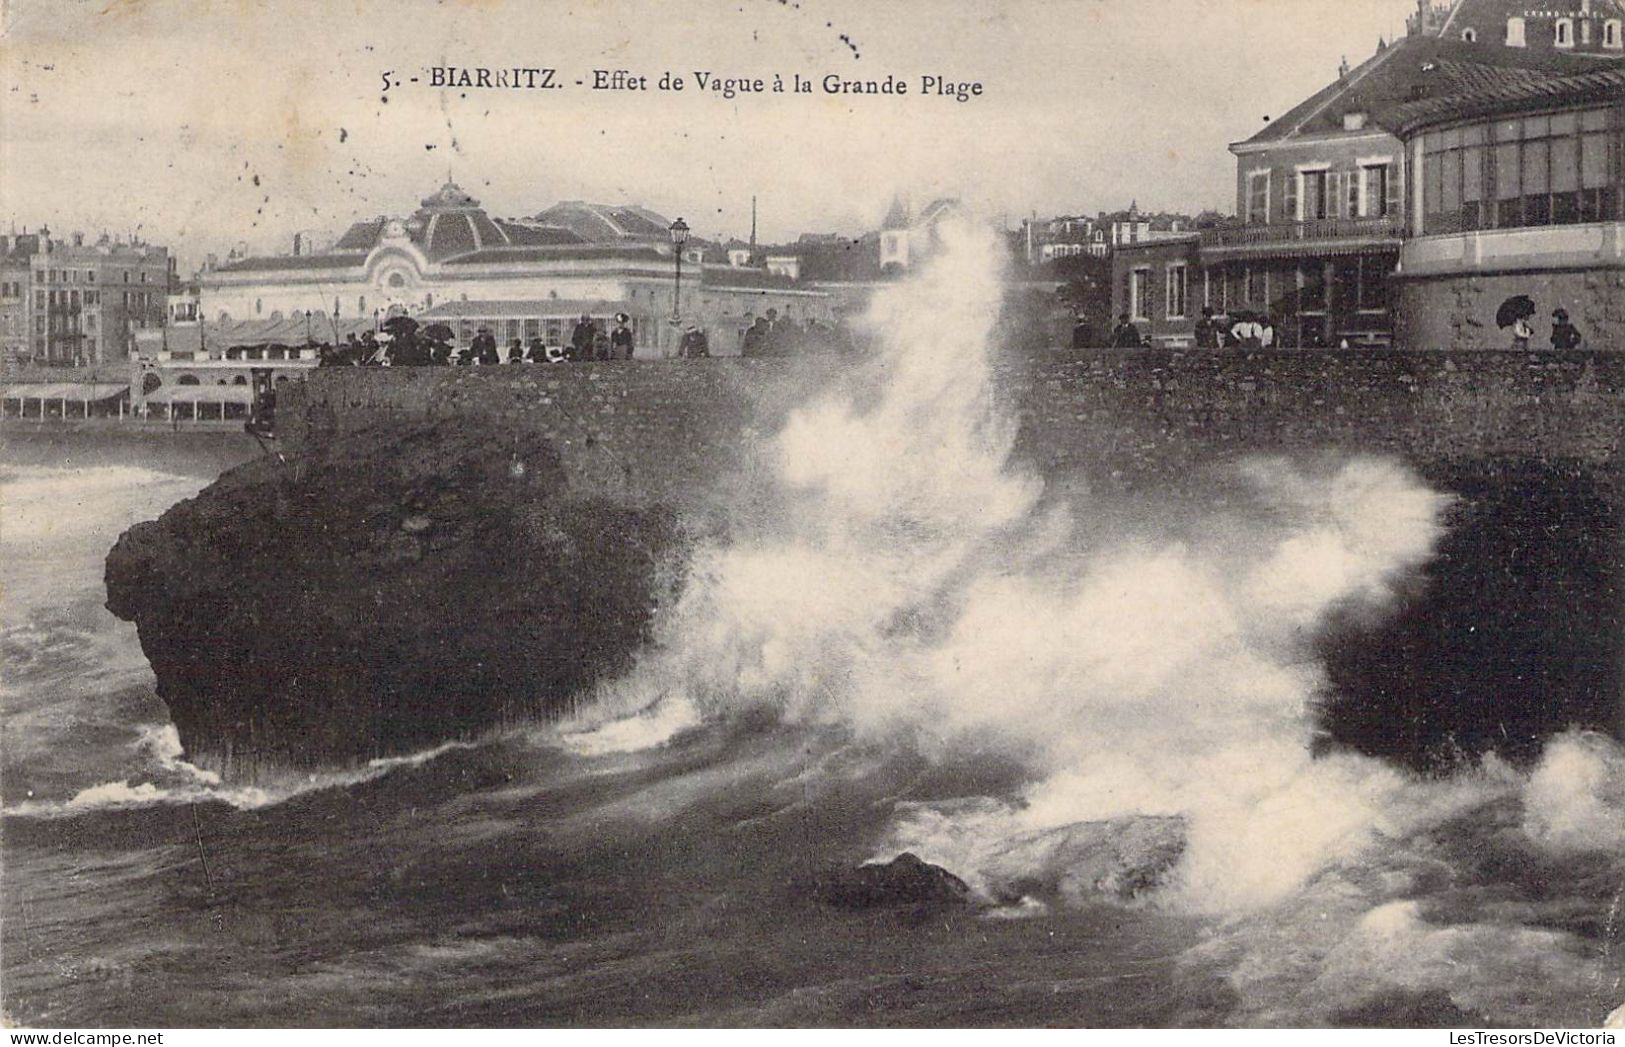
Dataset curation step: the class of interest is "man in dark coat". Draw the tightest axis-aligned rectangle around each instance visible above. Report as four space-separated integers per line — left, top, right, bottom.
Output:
1550 308 1582 350
570 315 596 362
1111 313 1143 348
1194 306 1220 349
742 316 769 358
679 324 709 358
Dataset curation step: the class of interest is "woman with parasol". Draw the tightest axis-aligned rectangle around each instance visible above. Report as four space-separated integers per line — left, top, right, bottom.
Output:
1497 295 1537 350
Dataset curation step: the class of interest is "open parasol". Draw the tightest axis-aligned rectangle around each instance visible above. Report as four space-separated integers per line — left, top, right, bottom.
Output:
1496 295 1536 329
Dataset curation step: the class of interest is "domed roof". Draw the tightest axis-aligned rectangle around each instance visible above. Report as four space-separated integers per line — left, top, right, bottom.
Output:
418 180 482 212
529 201 674 242
327 182 588 263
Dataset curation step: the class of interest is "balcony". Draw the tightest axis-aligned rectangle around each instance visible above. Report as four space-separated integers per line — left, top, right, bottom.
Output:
1200 215 1404 260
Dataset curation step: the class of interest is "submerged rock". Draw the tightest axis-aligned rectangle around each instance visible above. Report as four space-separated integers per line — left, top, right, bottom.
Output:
806 852 972 910
105 419 687 778
977 815 1188 905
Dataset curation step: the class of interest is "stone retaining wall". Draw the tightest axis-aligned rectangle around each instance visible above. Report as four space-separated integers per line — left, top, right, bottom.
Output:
279 351 1625 514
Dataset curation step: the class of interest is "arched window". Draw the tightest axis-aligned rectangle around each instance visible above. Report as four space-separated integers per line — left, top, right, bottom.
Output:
387 272 406 288
1461 27 1477 42
1606 19 1622 48
1555 18 1573 47
232 375 247 385
425 293 434 308
176 374 200 385
268 310 283 321
333 297 341 316
1506 16 1526 46
358 295 367 313
255 298 263 314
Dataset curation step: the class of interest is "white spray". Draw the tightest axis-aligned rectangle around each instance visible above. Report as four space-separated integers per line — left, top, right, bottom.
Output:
564 214 1620 916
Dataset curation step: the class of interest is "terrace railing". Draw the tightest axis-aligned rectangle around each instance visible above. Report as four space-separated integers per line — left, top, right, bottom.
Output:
1200 215 1405 248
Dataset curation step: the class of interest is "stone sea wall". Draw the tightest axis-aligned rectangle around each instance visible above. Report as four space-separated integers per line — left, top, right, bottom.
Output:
279 350 1625 510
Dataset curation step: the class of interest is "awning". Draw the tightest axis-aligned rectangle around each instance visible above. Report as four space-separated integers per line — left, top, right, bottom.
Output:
144 385 257 405
208 317 377 349
2 382 130 402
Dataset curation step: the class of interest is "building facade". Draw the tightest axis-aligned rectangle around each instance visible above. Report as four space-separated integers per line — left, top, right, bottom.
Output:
0 235 37 363
1414 0 1625 54
1 230 171 365
1019 215 1110 263
1389 65 1625 348
1108 234 1203 347
199 182 835 358
1141 0 1619 350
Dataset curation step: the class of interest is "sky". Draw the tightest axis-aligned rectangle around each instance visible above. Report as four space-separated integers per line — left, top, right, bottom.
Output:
1 0 1419 270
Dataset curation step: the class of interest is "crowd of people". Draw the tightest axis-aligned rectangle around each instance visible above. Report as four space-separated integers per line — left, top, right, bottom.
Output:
312 307 861 368
739 308 849 357
1093 301 1587 352
1105 307 1282 350
317 313 652 368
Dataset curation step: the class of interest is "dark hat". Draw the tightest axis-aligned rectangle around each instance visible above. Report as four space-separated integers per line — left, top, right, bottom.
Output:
1553 308 1569 319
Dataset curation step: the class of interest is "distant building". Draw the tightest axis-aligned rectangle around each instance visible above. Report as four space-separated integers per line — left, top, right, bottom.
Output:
1020 215 1109 263
1101 202 1196 248
764 254 801 280
167 280 200 325
1017 206 1201 273
197 181 834 357
1 229 171 365
0 235 38 363
877 196 962 271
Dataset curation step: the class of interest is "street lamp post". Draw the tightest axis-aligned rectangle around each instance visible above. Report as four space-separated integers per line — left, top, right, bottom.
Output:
668 218 689 324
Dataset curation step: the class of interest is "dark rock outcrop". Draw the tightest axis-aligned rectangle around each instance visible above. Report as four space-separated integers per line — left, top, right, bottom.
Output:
105 419 687 778
804 853 973 910
1318 457 1622 773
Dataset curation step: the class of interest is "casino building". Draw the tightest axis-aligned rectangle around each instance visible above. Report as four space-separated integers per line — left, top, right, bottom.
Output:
197 181 833 357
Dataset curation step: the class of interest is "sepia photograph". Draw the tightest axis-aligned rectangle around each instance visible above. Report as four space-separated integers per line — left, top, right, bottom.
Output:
1 0 1623 1031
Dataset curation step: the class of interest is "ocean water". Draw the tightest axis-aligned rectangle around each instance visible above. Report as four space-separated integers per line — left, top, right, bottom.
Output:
3 221 1623 1027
